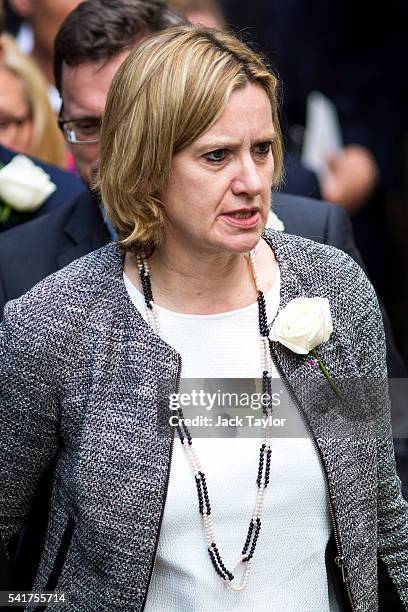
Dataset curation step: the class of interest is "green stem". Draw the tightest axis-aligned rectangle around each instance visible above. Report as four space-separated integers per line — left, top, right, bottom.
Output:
0 202 11 223
311 348 343 400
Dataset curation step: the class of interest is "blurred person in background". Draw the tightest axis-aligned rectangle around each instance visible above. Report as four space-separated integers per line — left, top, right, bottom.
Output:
0 1 84 233
168 0 225 28
0 33 66 167
7 0 81 111
54 0 187 188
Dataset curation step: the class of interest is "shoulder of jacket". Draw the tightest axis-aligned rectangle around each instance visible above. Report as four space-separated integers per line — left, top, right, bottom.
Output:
264 229 375 300
265 227 357 265
3 243 120 338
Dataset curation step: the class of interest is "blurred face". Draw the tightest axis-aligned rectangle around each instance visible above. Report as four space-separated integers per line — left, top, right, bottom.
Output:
160 83 275 256
186 11 223 28
0 66 32 154
61 50 131 186
28 0 81 59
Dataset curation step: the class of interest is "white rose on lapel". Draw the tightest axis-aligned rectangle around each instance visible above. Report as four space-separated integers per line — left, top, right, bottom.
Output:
270 297 333 355
266 210 285 231
0 155 56 212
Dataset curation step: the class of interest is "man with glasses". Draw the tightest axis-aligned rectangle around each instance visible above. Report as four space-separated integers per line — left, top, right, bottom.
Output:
58 116 100 149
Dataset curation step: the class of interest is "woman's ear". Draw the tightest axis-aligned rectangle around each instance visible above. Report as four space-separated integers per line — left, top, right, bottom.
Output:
8 0 34 20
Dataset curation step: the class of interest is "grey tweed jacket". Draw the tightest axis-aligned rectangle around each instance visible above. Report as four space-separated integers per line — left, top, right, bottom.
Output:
0 230 408 611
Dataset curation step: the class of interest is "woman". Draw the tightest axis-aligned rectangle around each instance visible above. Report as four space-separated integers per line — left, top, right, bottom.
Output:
0 34 66 168
0 25 407 611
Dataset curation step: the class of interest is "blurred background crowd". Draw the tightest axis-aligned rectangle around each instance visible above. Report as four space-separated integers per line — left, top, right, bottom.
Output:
0 0 407 364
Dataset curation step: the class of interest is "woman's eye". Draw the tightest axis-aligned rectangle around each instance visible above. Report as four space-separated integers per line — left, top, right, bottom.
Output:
254 141 272 155
205 149 227 162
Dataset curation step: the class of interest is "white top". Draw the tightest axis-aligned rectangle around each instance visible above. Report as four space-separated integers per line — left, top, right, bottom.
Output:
124 268 339 612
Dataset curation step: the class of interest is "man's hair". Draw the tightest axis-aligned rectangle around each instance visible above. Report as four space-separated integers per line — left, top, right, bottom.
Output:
99 25 283 254
53 0 186 92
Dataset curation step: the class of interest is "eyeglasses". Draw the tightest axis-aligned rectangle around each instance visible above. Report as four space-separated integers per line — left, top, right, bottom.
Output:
0 113 31 146
58 116 101 145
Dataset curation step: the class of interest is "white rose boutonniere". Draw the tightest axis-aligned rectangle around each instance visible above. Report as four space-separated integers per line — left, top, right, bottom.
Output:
270 297 332 354
270 297 342 399
0 155 56 223
266 210 285 232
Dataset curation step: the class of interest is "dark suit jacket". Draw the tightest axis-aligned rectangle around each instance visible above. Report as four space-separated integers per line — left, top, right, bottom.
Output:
0 189 109 308
0 189 406 603
0 145 85 232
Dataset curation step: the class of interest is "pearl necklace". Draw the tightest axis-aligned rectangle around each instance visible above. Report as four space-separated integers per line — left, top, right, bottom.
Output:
137 249 274 591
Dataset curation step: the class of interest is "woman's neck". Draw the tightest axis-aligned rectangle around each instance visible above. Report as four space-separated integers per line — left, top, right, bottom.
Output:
124 238 277 315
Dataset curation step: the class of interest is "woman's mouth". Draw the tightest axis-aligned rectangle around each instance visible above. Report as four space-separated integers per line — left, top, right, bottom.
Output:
221 209 260 228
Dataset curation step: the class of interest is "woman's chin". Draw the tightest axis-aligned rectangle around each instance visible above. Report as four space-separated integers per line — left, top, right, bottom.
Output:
215 231 263 255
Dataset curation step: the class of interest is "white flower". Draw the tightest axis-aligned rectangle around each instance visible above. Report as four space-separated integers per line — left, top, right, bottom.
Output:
270 297 333 355
266 210 285 232
0 155 56 212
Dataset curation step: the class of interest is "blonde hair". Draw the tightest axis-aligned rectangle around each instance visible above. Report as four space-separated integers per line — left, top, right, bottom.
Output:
99 25 283 254
1 34 66 168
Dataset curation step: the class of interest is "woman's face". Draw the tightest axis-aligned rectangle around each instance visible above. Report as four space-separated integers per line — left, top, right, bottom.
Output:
0 66 33 154
160 83 276 257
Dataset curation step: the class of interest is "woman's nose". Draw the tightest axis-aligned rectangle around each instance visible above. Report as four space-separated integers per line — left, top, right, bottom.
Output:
231 157 264 197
